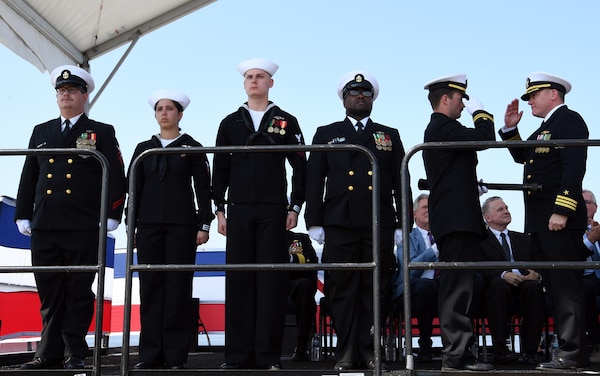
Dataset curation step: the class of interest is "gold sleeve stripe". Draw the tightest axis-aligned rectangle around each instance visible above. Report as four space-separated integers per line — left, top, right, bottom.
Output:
297 254 306 264
555 195 578 211
473 112 494 123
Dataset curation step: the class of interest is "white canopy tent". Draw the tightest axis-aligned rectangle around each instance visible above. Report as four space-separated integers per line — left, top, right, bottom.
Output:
0 0 217 107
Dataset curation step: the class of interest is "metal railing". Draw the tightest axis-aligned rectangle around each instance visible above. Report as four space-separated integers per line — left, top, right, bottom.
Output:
120 144 387 375
0 148 110 376
400 138 600 373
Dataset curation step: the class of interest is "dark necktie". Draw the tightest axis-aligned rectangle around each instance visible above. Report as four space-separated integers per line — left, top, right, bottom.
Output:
62 119 71 138
356 121 364 136
500 233 511 261
427 231 435 246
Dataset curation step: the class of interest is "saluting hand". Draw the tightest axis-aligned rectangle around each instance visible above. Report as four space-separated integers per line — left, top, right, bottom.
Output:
503 99 523 130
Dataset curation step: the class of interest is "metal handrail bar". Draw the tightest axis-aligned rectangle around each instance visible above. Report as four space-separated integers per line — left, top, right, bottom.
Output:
400 138 600 373
120 144 385 375
0 148 109 376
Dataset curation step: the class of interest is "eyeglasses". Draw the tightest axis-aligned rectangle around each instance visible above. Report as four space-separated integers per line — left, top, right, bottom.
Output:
56 87 81 95
585 200 598 206
347 89 374 97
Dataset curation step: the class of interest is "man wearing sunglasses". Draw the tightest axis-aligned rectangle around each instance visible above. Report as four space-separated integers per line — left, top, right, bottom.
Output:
305 70 408 371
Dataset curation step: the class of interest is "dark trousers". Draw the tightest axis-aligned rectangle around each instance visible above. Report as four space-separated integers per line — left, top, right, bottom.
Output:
224 204 288 366
408 278 439 351
136 223 198 366
437 232 481 368
482 278 545 354
30 229 98 360
288 277 317 347
322 225 395 364
583 273 600 344
533 230 588 364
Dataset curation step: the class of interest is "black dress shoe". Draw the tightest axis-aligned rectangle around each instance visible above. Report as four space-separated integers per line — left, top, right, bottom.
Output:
333 361 354 370
536 357 579 370
133 361 163 369
64 357 85 369
516 352 538 365
263 363 281 370
442 360 494 372
20 357 63 369
291 346 309 361
493 351 519 364
220 362 240 369
417 349 433 363
366 359 389 371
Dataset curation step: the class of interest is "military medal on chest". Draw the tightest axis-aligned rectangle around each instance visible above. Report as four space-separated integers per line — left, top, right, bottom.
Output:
373 131 392 151
76 131 97 158
289 239 303 255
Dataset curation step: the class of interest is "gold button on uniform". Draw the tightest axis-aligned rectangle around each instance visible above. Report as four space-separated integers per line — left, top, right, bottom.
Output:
49 158 54 163
348 171 354 176
66 174 72 179
66 189 72 194
527 175 531 179
47 173 52 179
367 170 373 176
348 186 354 191
368 186 373 191
46 190 52 195
67 159 73 164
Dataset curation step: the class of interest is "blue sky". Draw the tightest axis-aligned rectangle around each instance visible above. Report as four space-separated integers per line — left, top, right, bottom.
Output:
1 0 599 249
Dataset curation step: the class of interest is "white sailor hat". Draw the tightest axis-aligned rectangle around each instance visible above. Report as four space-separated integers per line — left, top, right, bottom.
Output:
337 70 379 101
50 65 95 93
423 73 469 99
148 89 191 111
236 58 279 77
521 72 571 101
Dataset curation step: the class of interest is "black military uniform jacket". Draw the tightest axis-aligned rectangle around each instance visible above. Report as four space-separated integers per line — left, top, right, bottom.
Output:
212 103 306 213
499 105 588 233
423 111 495 241
305 117 405 229
287 231 318 282
15 115 126 229
479 229 536 285
128 133 214 230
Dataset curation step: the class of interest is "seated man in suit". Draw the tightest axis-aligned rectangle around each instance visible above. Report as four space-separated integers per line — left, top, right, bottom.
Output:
287 231 319 361
582 189 600 363
479 196 545 365
392 194 439 362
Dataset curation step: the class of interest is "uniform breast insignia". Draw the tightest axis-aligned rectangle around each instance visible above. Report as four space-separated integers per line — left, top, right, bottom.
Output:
535 131 551 153
373 131 392 151
536 131 551 141
180 144 191 157
289 239 306 263
76 132 97 158
328 136 346 145
267 116 288 135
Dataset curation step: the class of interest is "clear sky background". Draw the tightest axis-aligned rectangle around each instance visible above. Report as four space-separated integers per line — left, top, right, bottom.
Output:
1 0 598 250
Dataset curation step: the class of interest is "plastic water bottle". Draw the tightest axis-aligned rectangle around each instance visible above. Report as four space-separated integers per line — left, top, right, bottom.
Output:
550 334 559 360
384 333 397 361
471 337 479 360
310 333 321 361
